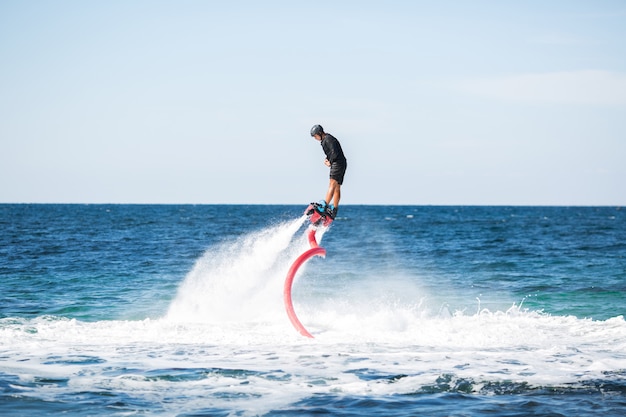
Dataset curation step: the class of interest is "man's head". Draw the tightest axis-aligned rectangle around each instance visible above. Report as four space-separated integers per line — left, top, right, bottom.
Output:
310 124 324 141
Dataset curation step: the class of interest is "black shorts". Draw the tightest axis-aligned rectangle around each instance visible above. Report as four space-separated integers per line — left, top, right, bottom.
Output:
330 160 347 185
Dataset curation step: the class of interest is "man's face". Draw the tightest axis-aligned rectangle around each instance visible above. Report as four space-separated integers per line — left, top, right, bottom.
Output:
313 134 322 141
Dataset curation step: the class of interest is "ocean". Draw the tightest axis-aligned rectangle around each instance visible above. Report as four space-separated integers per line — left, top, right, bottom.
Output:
1 204 625 416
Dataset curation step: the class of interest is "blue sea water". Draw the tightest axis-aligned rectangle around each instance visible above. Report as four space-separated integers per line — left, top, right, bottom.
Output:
1 204 625 416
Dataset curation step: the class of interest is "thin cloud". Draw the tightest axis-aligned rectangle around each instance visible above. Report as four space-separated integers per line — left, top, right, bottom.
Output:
460 70 626 105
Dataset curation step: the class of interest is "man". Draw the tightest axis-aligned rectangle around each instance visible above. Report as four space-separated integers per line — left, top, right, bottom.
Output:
310 124 347 219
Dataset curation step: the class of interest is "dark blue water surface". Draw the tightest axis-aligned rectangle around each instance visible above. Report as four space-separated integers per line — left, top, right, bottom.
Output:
1 204 625 416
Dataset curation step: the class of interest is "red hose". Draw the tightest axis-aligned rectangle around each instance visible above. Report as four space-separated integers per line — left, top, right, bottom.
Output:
307 227 319 248
283 227 326 338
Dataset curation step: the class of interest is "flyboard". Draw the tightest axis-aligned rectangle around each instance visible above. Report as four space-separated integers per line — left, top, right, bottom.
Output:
283 201 335 338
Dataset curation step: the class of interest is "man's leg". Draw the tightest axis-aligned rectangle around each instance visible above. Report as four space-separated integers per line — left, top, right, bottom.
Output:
325 179 341 208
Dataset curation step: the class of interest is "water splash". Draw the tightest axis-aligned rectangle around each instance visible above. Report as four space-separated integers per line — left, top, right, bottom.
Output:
165 216 308 323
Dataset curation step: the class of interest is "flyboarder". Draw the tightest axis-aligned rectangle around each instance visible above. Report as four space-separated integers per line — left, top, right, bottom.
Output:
309 124 347 220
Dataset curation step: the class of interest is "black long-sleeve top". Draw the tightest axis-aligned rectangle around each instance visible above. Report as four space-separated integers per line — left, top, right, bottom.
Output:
320 134 347 165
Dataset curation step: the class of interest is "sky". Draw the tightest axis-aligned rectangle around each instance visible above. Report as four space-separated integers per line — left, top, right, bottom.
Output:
1 0 625 205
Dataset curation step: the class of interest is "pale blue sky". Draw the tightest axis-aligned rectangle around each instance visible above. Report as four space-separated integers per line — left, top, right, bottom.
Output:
1 1 625 205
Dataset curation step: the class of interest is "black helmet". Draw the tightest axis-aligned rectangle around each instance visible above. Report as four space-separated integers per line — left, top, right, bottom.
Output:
310 124 324 137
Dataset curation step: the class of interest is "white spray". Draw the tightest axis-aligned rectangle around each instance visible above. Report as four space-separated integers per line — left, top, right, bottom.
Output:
165 216 311 323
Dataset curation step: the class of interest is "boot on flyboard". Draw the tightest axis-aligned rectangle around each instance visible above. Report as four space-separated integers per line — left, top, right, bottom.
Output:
304 200 336 227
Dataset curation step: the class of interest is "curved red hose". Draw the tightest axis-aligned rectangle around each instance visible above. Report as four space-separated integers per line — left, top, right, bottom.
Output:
283 227 326 338
306 228 319 248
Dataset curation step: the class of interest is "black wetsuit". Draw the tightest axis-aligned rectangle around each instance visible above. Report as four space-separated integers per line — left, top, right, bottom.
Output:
321 134 347 185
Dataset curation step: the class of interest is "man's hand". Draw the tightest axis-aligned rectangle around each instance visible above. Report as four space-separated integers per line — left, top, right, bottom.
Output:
324 158 331 167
